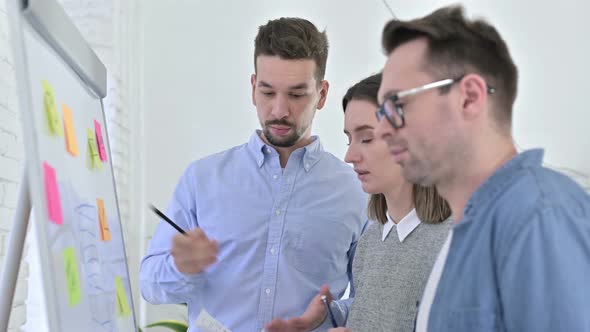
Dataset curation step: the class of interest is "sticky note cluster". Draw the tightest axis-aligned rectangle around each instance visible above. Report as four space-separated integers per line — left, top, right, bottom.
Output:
42 80 108 169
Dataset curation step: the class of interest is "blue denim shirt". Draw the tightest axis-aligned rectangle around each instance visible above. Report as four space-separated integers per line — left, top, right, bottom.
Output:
140 131 367 332
428 149 590 331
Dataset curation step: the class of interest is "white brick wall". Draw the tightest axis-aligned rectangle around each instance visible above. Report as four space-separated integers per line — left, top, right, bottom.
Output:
0 0 137 330
0 0 27 330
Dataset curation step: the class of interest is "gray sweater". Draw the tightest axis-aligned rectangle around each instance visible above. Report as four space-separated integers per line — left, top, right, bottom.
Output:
346 220 451 332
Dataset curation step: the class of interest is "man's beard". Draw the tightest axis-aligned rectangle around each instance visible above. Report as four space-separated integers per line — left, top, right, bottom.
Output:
263 120 301 147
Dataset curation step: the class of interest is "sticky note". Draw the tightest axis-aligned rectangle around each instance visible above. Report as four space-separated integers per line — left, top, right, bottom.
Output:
62 104 79 156
63 247 81 306
86 128 96 169
43 162 63 225
114 276 131 317
97 198 111 241
42 80 63 136
94 120 107 162
87 128 102 170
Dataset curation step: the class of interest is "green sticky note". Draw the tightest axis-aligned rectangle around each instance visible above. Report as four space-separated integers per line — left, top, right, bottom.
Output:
86 128 102 170
63 247 81 306
42 80 63 136
114 276 131 317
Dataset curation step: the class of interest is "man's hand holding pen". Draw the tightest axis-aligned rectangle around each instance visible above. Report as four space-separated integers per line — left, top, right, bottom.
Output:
171 228 219 274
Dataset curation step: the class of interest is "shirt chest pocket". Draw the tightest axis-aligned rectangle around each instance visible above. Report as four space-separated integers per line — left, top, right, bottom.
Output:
282 217 352 278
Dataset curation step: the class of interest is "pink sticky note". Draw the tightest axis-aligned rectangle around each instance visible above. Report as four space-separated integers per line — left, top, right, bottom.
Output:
43 162 63 225
94 120 107 162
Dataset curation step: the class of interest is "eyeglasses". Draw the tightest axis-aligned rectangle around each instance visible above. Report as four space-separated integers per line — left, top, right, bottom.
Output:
376 75 495 129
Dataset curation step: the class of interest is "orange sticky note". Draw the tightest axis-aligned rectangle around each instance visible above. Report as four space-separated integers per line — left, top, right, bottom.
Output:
63 247 82 306
43 162 63 225
94 120 107 162
97 198 111 241
42 80 62 136
114 276 131 317
62 104 79 156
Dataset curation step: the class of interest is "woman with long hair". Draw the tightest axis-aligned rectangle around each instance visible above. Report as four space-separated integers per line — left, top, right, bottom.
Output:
265 73 451 332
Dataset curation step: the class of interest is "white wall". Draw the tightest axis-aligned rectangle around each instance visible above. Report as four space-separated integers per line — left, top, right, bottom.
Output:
141 0 590 221
2 0 588 330
139 0 590 323
0 0 28 329
139 0 392 323
140 0 590 318
142 0 590 204
141 0 393 223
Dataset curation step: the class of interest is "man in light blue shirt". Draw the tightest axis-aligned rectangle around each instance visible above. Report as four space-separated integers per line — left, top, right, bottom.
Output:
374 5 590 332
140 17 367 332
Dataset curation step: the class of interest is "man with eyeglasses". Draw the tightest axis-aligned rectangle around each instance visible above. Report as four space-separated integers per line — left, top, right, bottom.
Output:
374 5 590 332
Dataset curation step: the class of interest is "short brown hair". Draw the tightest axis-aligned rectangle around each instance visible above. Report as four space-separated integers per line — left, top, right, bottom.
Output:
254 17 329 82
343 73 451 224
382 5 518 128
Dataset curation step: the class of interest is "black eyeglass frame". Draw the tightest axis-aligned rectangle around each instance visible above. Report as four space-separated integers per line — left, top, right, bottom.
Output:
376 75 496 129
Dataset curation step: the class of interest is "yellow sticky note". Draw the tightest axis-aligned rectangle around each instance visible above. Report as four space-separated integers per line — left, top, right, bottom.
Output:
63 247 81 307
42 80 63 136
114 276 131 317
87 129 96 169
62 104 79 156
97 198 111 241
87 128 102 170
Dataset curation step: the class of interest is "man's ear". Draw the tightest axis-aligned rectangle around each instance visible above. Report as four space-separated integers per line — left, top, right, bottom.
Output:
316 80 330 110
459 73 488 121
251 74 257 106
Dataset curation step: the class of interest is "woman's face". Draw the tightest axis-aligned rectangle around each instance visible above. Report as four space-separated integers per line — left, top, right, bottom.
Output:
344 99 405 194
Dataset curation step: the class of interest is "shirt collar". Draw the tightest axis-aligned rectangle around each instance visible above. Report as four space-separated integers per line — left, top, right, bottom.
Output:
382 208 421 242
247 130 323 171
462 149 544 222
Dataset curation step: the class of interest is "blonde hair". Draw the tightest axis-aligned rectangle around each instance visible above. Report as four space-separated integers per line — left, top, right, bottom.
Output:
368 184 451 224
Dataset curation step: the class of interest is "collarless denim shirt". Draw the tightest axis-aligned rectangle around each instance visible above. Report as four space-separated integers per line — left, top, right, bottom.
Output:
427 149 590 331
